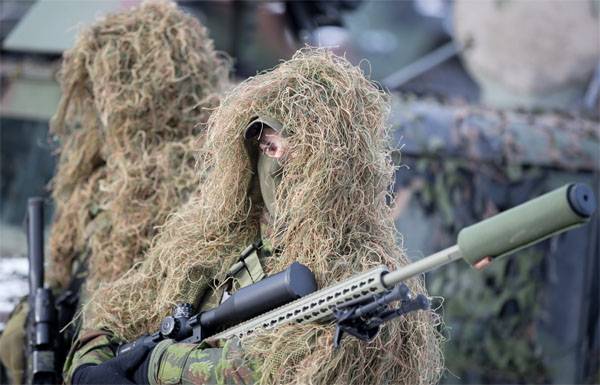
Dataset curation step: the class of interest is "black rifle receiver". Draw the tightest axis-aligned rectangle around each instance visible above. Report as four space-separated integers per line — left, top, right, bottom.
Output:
117 261 317 355
26 198 57 385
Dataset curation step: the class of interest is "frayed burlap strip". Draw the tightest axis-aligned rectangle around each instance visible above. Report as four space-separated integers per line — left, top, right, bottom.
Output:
86 49 443 385
48 0 229 290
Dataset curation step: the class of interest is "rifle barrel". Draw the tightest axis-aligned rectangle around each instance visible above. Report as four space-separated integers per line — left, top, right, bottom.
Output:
382 245 461 288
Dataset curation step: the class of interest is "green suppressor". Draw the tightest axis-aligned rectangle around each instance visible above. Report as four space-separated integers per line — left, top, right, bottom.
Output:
382 182 596 286
119 183 596 348
458 183 596 266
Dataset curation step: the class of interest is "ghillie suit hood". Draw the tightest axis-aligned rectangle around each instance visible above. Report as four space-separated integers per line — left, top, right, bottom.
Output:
48 0 229 289
85 50 443 385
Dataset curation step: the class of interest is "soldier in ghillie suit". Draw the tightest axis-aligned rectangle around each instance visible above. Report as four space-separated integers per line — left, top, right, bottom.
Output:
69 49 443 385
48 0 228 294
0 1 228 383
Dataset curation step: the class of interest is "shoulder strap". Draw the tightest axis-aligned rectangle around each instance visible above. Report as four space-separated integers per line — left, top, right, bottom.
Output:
227 241 266 288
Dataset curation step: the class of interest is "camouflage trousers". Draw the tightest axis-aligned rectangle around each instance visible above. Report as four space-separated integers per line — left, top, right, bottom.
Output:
0 299 28 385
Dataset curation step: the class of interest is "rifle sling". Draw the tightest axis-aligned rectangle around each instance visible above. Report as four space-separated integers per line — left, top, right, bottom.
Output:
220 240 266 303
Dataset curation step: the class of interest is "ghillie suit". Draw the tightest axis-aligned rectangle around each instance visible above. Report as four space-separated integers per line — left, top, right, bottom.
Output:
83 49 443 385
0 2 229 385
48 0 229 292
1 3 228 384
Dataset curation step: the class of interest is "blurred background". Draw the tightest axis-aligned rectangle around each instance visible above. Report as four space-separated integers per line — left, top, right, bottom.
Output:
0 0 598 383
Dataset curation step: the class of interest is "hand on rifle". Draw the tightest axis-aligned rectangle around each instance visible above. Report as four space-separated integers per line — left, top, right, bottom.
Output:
72 342 151 385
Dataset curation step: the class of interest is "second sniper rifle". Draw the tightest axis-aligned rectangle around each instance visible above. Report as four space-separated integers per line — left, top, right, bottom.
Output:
26 198 58 385
118 183 597 354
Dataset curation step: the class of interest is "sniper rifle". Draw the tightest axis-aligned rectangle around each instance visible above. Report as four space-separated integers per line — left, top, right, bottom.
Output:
25 198 58 385
118 183 596 353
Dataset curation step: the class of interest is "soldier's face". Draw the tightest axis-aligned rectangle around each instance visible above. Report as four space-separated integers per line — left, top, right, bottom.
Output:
257 127 287 159
254 126 287 217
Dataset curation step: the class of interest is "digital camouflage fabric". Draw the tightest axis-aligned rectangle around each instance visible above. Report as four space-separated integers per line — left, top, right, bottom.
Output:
63 331 119 378
48 0 229 290
84 49 443 385
147 338 254 385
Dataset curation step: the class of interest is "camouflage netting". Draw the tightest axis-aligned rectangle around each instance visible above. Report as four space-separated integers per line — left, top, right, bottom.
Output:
390 96 600 383
48 0 229 290
85 49 444 385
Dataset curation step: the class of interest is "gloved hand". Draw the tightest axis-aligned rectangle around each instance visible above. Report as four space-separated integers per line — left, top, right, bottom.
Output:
72 342 151 385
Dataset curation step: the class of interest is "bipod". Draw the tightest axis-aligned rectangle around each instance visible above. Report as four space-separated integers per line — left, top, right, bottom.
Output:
332 283 430 348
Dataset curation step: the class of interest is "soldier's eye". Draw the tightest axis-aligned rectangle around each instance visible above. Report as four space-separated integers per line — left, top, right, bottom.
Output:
259 140 278 157
257 128 287 159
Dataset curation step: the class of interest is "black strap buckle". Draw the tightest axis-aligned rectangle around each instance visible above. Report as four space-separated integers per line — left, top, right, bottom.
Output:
219 240 264 303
